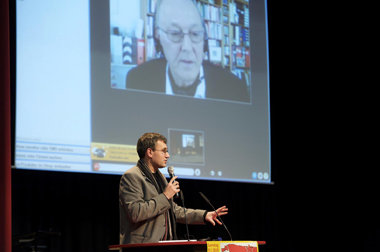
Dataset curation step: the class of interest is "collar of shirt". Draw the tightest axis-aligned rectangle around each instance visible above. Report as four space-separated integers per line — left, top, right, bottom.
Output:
165 63 205 99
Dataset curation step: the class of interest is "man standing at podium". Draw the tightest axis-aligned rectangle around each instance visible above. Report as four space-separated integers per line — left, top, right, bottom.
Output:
119 132 228 244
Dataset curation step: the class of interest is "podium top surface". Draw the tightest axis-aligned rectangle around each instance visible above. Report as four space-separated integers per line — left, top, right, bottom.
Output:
109 240 266 250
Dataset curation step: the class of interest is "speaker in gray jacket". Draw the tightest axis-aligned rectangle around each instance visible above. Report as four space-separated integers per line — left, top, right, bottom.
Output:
119 132 228 244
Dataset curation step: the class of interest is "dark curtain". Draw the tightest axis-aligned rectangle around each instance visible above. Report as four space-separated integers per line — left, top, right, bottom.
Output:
1 0 12 251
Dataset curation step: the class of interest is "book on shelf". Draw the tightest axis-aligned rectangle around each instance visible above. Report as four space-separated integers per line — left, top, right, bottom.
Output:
223 15 229 23
242 27 250 47
205 21 222 40
235 46 244 68
208 39 221 48
209 46 222 63
223 55 230 66
137 38 145 65
224 45 230 55
146 37 156 61
224 35 229 45
146 15 154 37
223 25 229 35
229 2 237 23
223 5 229 16
236 3 245 26
233 45 250 68
148 0 157 14
223 46 230 66
232 25 249 46
229 1 249 27
197 2 221 22
245 47 250 68
244 5 249 27
234 25 241 45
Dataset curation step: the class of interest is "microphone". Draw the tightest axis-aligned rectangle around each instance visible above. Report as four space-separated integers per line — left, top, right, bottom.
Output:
199 192 232 241
167 166 179 198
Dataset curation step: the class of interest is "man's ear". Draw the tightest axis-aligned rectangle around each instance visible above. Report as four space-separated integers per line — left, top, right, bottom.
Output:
154 27 164 56
146 148 154 158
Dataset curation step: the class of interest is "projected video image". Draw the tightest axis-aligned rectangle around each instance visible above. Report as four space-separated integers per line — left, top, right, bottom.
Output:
15 0 271 183
168 129 205 165
110 0 251 103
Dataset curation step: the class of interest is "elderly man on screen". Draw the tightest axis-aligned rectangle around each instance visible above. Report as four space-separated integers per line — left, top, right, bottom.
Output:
126 0 249 102
119 132 228 244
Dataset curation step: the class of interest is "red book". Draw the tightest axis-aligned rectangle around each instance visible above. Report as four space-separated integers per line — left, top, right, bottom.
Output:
137 39 145 65
245 47 250 68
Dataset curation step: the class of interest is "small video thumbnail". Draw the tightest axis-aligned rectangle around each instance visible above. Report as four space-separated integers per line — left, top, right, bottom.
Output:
168 129 205 165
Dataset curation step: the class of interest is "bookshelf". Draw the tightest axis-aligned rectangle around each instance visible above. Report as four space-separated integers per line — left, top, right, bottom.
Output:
193 0 250 71
195 0 250 83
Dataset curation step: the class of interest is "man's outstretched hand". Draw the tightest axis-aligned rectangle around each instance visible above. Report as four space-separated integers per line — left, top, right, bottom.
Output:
205 206 228 226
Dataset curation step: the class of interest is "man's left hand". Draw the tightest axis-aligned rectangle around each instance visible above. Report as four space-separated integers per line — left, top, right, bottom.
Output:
205 206 228 226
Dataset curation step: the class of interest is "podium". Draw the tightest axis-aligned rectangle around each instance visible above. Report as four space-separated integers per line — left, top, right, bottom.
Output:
109 240 266 252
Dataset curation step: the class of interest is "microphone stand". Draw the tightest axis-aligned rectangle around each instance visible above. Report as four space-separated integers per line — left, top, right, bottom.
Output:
199 192 232 241
180 190 191 241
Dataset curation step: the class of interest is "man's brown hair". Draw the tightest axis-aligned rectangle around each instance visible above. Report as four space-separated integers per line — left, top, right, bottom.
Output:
137 132 167 159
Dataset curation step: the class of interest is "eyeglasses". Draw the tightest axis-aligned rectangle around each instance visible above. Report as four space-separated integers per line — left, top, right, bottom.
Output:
158 27 205 43
154 148 169 154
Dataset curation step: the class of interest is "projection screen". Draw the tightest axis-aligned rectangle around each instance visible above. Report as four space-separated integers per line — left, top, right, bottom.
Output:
14 0 271 183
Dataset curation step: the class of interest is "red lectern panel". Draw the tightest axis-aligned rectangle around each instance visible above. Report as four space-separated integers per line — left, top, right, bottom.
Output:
109 240 266 252
109 241 206 252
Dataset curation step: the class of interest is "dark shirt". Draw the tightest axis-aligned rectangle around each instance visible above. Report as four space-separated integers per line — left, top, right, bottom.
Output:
126 58 250 103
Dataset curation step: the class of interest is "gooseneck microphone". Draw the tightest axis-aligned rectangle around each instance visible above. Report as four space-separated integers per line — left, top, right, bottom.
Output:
199 192 233 241
167 166 179 198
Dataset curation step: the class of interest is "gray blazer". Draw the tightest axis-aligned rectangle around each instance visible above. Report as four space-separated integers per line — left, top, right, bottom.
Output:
119 166 206 244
